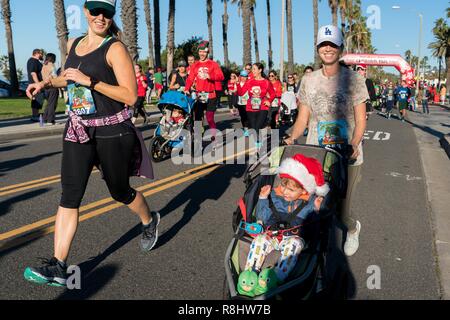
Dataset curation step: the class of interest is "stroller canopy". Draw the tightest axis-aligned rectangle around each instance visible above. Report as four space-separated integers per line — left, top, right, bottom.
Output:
157 91 194 114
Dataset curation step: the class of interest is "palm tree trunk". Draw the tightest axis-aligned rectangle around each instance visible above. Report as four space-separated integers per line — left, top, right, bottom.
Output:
143 0 155 68
286 0 294 74
250 5 260 62
154 0 161 67
313 0 320 69
166 0 176 75
207 0 214 59
446 54 450 89
339 1 346 39
330 0 338 26
1 0 19 95
222 0 230 67
242 0 252 65
266 0 273 69
53 0 68 70
120 0 139 61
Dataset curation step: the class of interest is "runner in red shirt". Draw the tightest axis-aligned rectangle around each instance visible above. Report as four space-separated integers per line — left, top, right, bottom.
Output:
132 64 148 125
268 70 283 129
226 72 239 115
185 41 224 134
236 70 250 136
237 63 275 147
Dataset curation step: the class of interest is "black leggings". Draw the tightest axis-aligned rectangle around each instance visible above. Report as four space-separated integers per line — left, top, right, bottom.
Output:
133 96 147 120
247 111 269 132
267 107 279 129
236 104 248 128
60 133 138 209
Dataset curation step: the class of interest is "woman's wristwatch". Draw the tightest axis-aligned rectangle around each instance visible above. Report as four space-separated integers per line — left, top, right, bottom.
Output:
89 77 100 90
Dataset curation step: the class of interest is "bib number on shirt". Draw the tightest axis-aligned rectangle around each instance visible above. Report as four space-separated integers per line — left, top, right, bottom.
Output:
198 92 209 103
271 98 279 108
67 83 97 116
238 92 249 105
251 97 262 110
317 119 348 152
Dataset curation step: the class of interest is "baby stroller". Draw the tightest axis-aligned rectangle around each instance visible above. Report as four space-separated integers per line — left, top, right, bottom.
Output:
224 143 349 300
277 92 298 128
150 91 194 162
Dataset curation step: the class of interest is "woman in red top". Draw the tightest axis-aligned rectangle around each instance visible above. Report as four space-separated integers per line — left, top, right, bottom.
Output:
226 72 239 114
132 64 148 125
237 63 275 146
268 70 283 129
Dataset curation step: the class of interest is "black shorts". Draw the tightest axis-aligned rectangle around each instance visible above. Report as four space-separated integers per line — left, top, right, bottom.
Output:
60 122 138 209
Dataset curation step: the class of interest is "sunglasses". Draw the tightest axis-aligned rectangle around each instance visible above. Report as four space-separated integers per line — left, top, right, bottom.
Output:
89 8 114 19
269 75 275 78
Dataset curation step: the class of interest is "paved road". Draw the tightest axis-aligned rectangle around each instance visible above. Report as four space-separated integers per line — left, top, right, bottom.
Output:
0 109 444 300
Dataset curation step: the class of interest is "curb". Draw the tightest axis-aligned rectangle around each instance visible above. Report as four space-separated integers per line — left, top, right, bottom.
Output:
439 135 450 160
0 106 232 143
431 103 450 111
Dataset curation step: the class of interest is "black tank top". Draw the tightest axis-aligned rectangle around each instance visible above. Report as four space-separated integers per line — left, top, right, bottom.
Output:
64 36 135 138
174 72 187 89
65 36 124 118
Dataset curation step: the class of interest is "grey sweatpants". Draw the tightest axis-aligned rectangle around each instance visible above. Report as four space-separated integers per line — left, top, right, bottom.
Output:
341 164 362 231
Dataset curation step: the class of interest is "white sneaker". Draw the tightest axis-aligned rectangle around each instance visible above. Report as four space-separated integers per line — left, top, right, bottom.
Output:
344 220 361 257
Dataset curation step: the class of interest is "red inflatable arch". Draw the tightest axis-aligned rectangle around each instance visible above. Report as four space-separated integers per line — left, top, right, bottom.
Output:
341 54 415 85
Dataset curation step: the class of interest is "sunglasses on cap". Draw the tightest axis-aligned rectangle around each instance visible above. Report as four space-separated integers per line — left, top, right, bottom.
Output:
89 8 114 19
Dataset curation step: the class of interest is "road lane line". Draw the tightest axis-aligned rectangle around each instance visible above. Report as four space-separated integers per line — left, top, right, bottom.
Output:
0 147 255 249
0 175 61 192
0 165 219 253
0 179 62 197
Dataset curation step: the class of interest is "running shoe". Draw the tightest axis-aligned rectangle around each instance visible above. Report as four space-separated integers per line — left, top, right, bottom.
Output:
243 129 250 137
24 257 67 287
140 211 161 252
344 220 361 257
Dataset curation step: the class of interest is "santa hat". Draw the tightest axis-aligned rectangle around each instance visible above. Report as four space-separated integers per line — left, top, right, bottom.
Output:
198 40 210 52
278 153 330 197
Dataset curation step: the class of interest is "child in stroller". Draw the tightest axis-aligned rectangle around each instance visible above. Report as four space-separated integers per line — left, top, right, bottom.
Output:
237 153 329 297
150 91 194 162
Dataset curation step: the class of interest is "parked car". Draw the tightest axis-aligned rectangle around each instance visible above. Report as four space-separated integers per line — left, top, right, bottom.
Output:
0 79 26 97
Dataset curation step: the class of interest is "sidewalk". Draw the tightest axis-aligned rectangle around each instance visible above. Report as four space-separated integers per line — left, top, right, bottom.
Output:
408 106 450 299
0 103 231 143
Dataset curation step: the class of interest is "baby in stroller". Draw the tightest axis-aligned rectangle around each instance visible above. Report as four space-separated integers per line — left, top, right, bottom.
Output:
237 153 329 297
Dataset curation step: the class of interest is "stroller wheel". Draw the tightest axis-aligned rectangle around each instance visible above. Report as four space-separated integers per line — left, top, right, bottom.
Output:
150 136 167 162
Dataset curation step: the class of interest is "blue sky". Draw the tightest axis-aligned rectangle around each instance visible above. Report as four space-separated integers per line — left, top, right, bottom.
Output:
0 0 448 78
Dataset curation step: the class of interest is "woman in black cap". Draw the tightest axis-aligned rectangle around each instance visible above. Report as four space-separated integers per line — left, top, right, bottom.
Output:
169 60 188 92
24 0 160 287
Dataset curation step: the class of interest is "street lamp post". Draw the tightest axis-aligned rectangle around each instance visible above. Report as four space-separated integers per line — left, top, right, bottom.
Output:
280 0 286 82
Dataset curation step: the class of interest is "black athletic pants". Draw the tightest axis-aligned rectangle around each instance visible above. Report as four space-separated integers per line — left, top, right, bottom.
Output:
43 88 59 124
60 132 138 209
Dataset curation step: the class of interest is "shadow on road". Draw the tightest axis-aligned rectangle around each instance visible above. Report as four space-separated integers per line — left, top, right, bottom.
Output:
0 144 27 153
55 264 119 300
155 164 247 249
0 188 50 217
0 151 61 174
405 119 447 140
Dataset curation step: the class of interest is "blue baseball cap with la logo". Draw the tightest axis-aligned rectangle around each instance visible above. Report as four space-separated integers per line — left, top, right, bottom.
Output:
317 25 343 47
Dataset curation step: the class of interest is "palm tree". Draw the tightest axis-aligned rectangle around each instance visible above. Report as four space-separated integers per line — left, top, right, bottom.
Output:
154 0 161 67
404 50 412 64
429 18 449 84
206 0 214 59
53 0 68 69
166 0 176 75
233 0 252 65
222 0 230 67
250 2 260 62
329 0 338 26
313 0 320 69
286 0 294 74
266 0 273 69
143 0 155 68
1 0 19 95
120 0 139 61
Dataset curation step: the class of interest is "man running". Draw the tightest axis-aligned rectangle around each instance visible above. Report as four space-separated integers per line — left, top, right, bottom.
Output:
184 41 224 135
395 80 411 122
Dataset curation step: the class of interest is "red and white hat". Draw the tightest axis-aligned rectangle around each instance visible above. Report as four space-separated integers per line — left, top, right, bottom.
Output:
278 153 330 197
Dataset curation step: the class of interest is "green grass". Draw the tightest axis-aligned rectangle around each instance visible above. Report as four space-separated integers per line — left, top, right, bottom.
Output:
0 97 67 120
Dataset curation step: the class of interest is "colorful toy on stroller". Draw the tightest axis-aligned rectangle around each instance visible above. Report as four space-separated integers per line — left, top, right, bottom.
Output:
150 91 194 162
